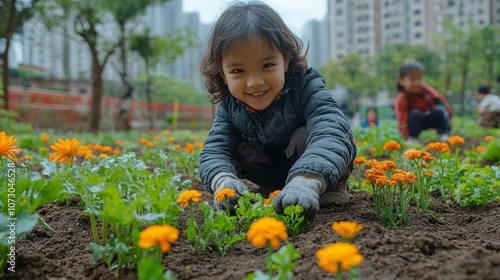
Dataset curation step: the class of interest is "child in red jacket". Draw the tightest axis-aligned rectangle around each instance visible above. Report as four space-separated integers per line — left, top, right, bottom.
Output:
394 60 453 143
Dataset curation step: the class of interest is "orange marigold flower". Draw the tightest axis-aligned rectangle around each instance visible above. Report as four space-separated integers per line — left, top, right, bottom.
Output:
49 138 89 164
177 190 202 208
383 141 401 151
485 136 493 141
153 136 160 141
168 137 176 142
215 187 236 202
247 217 288 249
162 130 170 135
138 224 179 253
102 146 113 154
476 146 485 153
423 153 435 162
174 144 181 149
140 138 149 145
113 149 121 155
40 133 50 143
448 135 465 146
146 142 154 147
185 142 195 154
263 198 271 205
427 142 450 153
331 221 363 241
369 147 377 153
93 144 103 151
195 143 204 148
269 190 281 198
404 149 425 160
192 136 199 141
115 140 123 146
353 157 367 165
391 170 417 184
316 242 364 274
0 131 21 161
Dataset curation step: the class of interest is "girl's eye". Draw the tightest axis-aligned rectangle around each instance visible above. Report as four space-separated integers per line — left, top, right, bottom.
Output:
231 69 244 74
263 63 273 68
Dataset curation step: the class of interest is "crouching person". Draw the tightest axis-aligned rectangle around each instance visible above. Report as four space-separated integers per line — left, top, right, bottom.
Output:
198 2 356 221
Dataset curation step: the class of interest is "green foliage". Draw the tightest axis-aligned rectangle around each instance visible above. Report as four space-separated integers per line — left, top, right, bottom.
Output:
0 109 33 134
246 243 300 280
454 165 500 207
376 43 441 94
137 256 177 280
481 138 500 164
133 73 210 106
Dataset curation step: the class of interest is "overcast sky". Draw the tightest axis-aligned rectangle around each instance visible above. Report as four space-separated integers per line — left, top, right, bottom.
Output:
183 0 328 32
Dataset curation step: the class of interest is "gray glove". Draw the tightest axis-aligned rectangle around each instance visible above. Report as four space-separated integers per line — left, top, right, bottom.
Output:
273 175 326 220
211 173 248 213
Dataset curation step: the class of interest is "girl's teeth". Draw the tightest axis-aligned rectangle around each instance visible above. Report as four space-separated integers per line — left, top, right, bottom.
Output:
251 91 265 96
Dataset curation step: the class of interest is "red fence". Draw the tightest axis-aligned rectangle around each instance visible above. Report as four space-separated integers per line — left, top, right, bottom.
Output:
8 87 215 130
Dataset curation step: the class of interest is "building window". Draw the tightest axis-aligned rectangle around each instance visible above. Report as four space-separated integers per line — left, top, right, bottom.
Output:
498 8 500 13
414 9 421 15
415 32 421 38
337 9 343 16
447 0 454 7
415 20 421 26
415 0 421 3
337 32 344 38
479 19 485 25
478 9 484 14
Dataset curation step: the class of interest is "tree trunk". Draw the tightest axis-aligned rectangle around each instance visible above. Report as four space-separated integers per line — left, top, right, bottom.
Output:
1 50 10 109
145 63 154 130
459 50 469 117
90 58 104 131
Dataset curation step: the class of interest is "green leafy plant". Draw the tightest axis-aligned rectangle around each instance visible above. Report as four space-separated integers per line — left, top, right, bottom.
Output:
453 165 500 206
246 243 300 280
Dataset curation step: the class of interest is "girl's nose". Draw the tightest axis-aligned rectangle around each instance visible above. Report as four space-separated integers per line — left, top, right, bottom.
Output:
246 74 264 88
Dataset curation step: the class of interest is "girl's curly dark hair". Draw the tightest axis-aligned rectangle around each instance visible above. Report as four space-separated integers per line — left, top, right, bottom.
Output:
200 1 308 104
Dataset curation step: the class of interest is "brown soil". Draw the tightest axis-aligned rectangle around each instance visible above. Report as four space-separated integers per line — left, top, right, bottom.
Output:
3 179 500 280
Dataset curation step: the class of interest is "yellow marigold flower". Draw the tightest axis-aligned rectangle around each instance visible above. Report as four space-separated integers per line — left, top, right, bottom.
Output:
140 138 149 145
99 153 107 159
485 136 493 141
185 142 195 154
331 221 363 241
49 138 89 164
476 146 485 153
247 217 288 249
383 141 401 151
317 242 364 274
0 131 21 161
138 224 179 253
115 140 123 146
177 190 202 208
168 137 176 142
162 130 170 135
215 187 236 202
269 190 281 197
353 157 367 165
448 135 465 147
153 136 160 141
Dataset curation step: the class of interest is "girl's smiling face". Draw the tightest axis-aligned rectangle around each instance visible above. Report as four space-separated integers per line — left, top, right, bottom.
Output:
398 70 423 94
221 35 289 111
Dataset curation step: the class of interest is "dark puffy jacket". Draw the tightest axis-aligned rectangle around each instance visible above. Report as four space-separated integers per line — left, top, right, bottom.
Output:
199 67 356 194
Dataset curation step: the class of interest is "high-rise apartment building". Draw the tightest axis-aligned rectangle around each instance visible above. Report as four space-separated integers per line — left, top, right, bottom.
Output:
326 0 500 62
303 18 330 68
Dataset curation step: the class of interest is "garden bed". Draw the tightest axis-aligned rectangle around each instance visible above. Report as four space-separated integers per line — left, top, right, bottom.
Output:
5 180 500 280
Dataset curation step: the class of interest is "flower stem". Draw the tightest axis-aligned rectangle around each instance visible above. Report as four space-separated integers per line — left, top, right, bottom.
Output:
89 213 99 243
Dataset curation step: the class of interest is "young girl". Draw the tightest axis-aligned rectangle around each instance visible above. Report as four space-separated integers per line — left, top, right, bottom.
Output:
198 2 356 221
361 107 379 129
394 60 453 142
475 85 500 128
